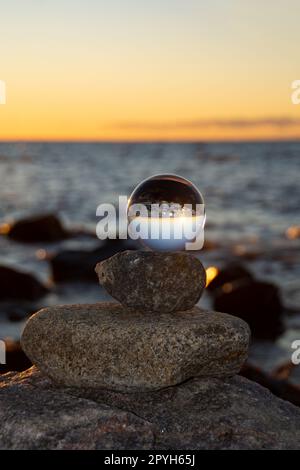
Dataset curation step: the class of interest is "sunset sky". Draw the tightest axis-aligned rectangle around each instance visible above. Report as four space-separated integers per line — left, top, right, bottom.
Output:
0 0 300 141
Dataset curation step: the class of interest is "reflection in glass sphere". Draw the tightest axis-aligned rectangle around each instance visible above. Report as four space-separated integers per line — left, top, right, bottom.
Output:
127 174 205 251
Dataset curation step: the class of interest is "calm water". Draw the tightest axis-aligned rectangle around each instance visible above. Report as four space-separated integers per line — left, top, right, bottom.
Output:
0 141 299 369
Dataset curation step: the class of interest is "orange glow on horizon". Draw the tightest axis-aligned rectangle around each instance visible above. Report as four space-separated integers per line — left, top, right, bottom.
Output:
1 1 300 142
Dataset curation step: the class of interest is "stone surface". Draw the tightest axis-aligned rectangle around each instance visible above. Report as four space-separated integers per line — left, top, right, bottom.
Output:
240 362 300 407
1 367 300 449
0 368 153 450
21 302 250 391
95 250 206 312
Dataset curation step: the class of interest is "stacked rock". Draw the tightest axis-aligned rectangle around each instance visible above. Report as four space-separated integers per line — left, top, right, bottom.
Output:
21 250 250 392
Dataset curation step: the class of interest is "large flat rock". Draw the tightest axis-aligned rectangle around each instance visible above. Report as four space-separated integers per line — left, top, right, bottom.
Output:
21 302 250 391
1 367 300 449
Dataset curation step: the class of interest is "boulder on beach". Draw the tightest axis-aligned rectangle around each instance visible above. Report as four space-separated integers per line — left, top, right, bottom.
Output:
6 213 67 242
50 239 136 282
0 265 48 301
96 250 206 312
1 367 300 449
21 302 250 391
206 263 253 292
214 280 284 340
207 263 284 340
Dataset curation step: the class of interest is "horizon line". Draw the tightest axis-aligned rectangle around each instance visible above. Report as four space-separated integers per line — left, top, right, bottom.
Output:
0 137 300 144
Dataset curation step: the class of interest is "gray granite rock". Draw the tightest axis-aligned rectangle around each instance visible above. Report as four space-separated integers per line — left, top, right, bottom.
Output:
1 367 300 449
21 302 250 391
0 368 154 450
95 250 206 312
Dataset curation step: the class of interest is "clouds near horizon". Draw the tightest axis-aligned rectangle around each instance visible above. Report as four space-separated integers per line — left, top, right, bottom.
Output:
115 117 300 131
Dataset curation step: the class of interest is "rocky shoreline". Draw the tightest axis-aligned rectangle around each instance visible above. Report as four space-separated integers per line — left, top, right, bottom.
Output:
1 249 300 450
1 366 300 450
0 214 300 450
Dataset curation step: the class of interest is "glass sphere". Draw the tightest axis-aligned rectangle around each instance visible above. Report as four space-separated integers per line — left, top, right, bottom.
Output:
127 174 205 251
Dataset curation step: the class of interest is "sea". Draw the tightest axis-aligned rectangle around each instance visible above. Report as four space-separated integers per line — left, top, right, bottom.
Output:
0 141 299 373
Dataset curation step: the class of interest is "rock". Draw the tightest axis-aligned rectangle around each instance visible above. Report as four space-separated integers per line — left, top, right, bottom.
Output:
96 251 206 312
207 263 284 340
50 239 136 282
1 367 300 449
21 302 250 391
0 368 153 449
207 262 253 292
0 265 48 301
240 363 300 408
0 341 32 375
50 248 99 282
214 280 284 340
7 213 67 243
